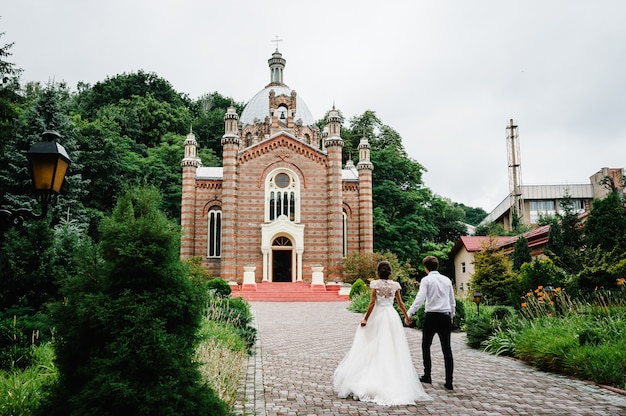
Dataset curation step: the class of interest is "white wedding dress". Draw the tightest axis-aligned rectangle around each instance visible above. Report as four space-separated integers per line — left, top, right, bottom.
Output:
333 279 432 406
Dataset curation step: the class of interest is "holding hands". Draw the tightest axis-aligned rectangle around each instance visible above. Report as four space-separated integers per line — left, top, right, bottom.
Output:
404 316 412 327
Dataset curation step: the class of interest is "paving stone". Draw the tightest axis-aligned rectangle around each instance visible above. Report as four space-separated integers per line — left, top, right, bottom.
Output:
235 302 626 415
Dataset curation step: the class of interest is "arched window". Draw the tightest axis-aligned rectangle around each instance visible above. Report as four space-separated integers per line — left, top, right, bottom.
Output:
246 132 253 147
266 169 300 222
342 211 348 258
277 105 288 124
207 207 222 258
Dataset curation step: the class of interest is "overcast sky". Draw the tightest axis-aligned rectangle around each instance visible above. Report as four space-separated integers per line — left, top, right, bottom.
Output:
3 1 626 212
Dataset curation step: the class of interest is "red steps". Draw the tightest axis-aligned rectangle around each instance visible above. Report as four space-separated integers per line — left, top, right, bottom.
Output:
231 281 349 302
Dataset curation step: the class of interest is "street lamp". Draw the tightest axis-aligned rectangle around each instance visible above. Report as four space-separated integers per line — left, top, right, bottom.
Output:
543 283 556 302
0 129 71 233
473 290 482 316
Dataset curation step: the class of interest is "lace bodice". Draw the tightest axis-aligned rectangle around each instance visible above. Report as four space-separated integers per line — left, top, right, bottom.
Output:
370 279 401 307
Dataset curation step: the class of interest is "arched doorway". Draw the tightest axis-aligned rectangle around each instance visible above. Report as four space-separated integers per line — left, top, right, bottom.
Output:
272 236 293 282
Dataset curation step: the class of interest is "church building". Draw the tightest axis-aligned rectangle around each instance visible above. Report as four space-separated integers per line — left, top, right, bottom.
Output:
180 49 374 286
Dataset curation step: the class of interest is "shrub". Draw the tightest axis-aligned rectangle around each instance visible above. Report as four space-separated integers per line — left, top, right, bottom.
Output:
204 294 256 353
0 343 58 415
466 314 495 349
206 278 232 298
347 292 371 313
39 186 228 416
343 251 406 285
349 278 369 300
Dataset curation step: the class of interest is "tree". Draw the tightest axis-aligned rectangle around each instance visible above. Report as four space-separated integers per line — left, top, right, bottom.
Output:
584 192 626 253
512 235 532 271
75 70 190 118
471 237 520 305
40 186 227 415
519 257 565 292
0 31 23 174
576 192 626 291
544 195 583 274
454 203 487 226
191 92 244 160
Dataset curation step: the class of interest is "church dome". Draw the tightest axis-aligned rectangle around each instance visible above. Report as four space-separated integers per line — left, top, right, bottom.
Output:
239 50 316 127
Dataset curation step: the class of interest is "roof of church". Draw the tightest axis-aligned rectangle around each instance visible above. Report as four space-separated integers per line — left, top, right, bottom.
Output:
196 165 359 181
240 85 315 127
239 49 316 127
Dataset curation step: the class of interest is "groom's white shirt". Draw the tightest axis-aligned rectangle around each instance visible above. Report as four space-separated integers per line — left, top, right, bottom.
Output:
407 270 456 318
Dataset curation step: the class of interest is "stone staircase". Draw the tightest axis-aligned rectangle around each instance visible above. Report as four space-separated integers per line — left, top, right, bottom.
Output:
231 281 349 302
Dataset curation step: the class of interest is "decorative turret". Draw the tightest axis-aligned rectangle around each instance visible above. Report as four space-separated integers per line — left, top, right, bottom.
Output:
324 106 343 148
182 129 200 168
357 137 373 171
267 49 287 86
221 106 241 147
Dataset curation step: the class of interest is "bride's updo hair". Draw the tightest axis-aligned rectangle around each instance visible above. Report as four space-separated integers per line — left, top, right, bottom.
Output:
377 261 392 280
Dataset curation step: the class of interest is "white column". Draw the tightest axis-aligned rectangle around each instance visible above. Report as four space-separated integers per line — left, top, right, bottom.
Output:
296 249 304 281
262 250 270 282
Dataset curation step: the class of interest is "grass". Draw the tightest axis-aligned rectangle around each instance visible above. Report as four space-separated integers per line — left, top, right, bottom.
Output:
475 287 626 390
0 343 57 416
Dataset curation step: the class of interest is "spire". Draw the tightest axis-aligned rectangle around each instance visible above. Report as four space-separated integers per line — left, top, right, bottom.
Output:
267 46 286 86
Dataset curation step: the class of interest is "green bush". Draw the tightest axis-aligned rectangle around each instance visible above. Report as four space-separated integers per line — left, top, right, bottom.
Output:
39 186 228 416
515 319 578 372
0 309 54 371
349 278 369 300
204 294 256 353
563 343 626 386
466 314 495 349
347 292 371 313
206 278 232 298
0 343 58 415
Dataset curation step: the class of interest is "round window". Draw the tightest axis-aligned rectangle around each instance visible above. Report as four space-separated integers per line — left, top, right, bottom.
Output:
275 173 290 188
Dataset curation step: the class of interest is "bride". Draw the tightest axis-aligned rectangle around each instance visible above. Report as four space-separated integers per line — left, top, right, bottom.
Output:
333 261 432 406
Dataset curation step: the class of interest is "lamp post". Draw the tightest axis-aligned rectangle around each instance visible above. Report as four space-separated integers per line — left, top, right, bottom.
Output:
473 290 482 316
543 283 556 303
0 129 71 234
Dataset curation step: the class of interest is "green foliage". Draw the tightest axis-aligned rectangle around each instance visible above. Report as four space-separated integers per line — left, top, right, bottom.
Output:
40 186 228 416
0 220 60 312
519 258 566 294
511 236 532 271
342 251 404 285
474 221 506 237
466 314 495 349
185 256 212 281
544 195 584 275
206 278 232 298
584 192 626 253
339 111 464 267
0 309 53 371
349 278 369 300
453 202 487 226
576 245 624 291
202 294 256 354
347 292 371 313
77 70 190 118
0 343 58 416
474 287 626 389
471 237 520 305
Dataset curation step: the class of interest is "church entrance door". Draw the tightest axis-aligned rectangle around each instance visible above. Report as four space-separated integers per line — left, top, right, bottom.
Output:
272 249 292 282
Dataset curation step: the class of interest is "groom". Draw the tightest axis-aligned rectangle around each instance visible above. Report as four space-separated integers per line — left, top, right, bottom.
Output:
405 255 456 390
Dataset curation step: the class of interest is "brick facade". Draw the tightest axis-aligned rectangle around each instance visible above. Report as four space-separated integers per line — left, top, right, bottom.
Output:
180 50 373 284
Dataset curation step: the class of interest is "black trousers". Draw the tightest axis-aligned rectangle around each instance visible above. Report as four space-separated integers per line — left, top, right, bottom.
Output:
422 312 454 384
